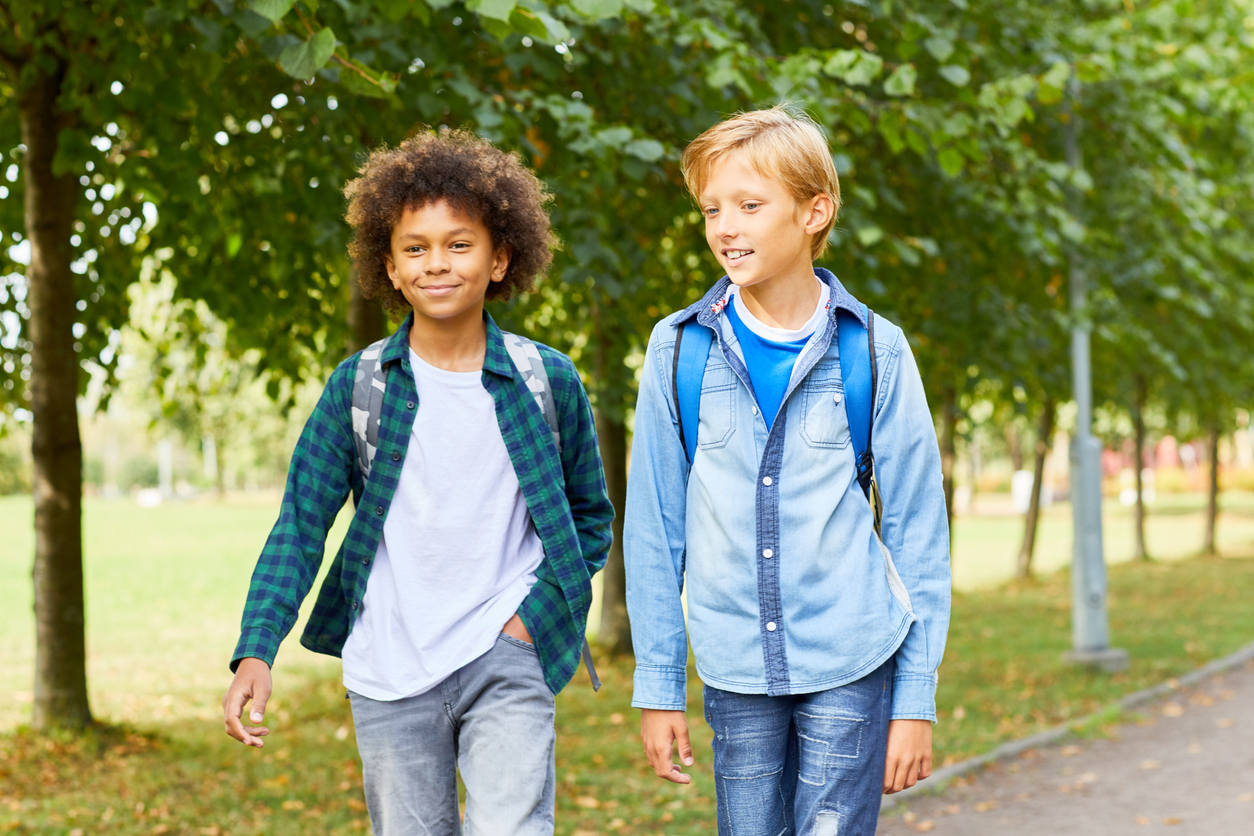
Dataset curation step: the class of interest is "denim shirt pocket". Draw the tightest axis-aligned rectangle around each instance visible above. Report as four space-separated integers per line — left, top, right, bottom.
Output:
800 373 851 449
698 364 738 450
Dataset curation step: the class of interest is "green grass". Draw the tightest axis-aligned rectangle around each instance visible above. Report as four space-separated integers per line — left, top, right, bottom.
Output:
3 493 1254 834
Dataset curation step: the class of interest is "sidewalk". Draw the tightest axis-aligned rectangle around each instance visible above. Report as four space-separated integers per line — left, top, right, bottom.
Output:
877 659 1254 835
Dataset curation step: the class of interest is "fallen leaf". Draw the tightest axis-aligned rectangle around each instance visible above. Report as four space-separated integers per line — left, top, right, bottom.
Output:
1162 703 1185 717
1061 745 1082 757
609 818 626 829
591 754 604 764
1189 693 1215 706
660 811 674 822
903 811 917 823
575 796 599 809
944 804 961 814
281 800 305 811
1187 742 1203 754
915 821 936 833
1217 718 1235 728
975 800 998 812
951 706 967 721
198 828 220 836
1164 817 1183 825
1140 760 1162 770
347 799 367 812
335 726 350 741
1220 690 1235 700
609 713 625 725
1136 816 1150 825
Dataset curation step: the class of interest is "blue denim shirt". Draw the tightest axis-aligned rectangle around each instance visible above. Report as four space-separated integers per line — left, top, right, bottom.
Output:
624 269 951 721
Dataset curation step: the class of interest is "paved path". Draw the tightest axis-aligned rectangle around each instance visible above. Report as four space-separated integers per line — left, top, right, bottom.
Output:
877 659 1254 835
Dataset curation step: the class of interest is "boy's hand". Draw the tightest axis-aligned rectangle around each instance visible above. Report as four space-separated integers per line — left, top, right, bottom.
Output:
640 709 694 784
223 657 273 748
883 719 933 794
501 613 533 644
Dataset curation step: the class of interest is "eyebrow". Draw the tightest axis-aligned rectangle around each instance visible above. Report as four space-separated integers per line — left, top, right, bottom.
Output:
395 227 478 242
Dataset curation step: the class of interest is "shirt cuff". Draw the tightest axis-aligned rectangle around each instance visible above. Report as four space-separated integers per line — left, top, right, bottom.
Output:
631 664 688 711
891 672 938 722
231 625 282 673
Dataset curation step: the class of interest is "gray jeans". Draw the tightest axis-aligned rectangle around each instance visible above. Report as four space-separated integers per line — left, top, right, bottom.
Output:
348 633 556 836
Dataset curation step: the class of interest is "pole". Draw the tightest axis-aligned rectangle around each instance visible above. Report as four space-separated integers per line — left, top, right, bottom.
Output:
1064 75 1128 672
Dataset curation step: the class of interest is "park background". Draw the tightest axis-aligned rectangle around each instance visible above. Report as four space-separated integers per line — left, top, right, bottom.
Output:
3 0 1254 833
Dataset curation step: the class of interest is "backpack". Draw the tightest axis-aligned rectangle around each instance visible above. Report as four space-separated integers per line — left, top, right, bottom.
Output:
351 332 601 690
671 305 883 536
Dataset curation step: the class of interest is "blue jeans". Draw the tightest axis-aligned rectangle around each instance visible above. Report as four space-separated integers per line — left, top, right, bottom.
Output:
348 633 556 836
703 658 895 836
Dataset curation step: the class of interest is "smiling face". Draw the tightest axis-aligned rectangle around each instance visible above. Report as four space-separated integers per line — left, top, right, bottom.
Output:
698 150 833 293
385 200 509 327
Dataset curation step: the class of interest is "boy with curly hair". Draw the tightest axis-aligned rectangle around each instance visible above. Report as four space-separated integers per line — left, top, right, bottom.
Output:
625 107 951 834
222 130 613 836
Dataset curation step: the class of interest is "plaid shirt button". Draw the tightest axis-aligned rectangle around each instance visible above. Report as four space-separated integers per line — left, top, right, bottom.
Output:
375 505 384 516
406 400 415 409
391 451 401 461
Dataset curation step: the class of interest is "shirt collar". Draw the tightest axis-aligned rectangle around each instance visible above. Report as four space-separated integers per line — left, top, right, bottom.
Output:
379 310 515 378
675 267 866 329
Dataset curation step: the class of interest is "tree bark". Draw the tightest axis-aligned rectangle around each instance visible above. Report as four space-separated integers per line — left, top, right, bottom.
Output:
1203 425 1220 556
1006 422 1024 473
347 271 386 357
1016 396 1055 580
940 389 958 548
595 406 632 656
1132 375 1149 561
22 63 92 730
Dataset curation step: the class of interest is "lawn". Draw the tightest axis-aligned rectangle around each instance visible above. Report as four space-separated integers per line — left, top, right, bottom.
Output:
2 493 1254 834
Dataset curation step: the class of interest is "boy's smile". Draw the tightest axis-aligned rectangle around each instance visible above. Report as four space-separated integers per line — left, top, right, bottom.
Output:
698 150 834 324
385 199 508 328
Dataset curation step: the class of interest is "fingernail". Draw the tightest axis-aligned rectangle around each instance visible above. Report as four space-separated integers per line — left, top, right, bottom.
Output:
683 756 693 765
251 712 263 722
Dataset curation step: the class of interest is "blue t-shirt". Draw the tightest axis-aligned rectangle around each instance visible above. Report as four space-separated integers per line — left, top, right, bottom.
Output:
725 301 809 429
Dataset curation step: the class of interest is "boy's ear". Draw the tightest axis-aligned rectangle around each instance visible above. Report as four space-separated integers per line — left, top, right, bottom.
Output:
803 193 836 236
491 246 511 284
385 255 400 288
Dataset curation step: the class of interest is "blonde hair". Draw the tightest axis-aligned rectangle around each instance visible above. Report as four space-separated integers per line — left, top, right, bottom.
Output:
681 106 841 259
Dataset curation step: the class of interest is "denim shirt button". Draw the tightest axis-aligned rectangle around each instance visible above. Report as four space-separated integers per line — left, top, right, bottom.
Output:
763 548 773 559
751 405 759 415
833 391 843 405
762 476 773 486
766 621 777 632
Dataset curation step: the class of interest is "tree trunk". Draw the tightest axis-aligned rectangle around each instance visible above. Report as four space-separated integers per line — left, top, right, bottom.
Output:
1132 375 1149 561
347 271 386 357
940 389 957 548
22 64 92 730
1016 396 1055 580
1203 425 1220 556
595 407 632 656
1006 422 1024 473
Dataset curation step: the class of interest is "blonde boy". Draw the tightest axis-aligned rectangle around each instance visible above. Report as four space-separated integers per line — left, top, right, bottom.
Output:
624 107 951 834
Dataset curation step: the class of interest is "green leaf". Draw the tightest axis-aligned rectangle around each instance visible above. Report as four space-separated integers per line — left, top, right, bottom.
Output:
278 27 336 80
480 16 513 40
823 49 882 86
339 60 399 98
571 0 625 19
939 64 970 87
1037 60 1071 105
923 36 954 62
937 147 964 176
883 64 916 97
466 0 515 22
232 9 273 35
624 138 666 162
877 110 906 153
226 233 243 258
509 8 551 41
532 10 571 43
375 0 413 21
251 0 295 22
856 225 884 246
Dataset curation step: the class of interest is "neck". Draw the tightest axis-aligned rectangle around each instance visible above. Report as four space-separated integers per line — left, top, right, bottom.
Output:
407 307 488 372
737 261 821 330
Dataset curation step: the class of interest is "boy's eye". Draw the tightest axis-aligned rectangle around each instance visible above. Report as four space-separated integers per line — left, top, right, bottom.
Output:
743 202 760 211
704 207 718 217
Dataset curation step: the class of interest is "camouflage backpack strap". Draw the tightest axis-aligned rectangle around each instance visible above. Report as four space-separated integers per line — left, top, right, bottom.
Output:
351 337 389 480
501 332 562 452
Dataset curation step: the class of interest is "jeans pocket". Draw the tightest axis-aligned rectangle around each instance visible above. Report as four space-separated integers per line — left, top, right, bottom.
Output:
498 633 538 653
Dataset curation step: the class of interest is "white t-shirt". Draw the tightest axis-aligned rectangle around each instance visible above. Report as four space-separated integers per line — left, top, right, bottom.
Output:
341 348 544 701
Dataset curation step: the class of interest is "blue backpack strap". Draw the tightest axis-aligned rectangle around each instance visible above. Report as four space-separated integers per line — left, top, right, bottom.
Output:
672 319 714 464
838 306 880 532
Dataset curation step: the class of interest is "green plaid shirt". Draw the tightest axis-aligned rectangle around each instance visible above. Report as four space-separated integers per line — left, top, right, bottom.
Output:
231 312 614 694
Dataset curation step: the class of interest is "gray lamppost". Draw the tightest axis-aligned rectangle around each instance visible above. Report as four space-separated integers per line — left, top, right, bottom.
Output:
1064 76 1129 672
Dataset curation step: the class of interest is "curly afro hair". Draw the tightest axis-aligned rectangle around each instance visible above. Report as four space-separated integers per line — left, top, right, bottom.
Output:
344 129 556 317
